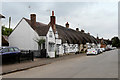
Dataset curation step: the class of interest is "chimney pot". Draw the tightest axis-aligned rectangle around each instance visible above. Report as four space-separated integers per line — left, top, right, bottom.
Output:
88 32 90 35
81 29 84 33
97 36 99 39
76 28 79 31
52 11 54 16
30 14 36 30
66 22 69 28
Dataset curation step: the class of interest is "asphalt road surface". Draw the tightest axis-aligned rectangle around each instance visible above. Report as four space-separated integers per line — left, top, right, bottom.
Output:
3 49 118 78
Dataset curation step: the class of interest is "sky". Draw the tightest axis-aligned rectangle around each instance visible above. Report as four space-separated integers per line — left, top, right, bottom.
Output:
1 1 118 40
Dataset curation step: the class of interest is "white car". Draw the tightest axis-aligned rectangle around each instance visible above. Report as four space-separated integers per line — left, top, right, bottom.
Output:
112 47 116 50
98 48 105 53
101 48 105 52
87 48 98 55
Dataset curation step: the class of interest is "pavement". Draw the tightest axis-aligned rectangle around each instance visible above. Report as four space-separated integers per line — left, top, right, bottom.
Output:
2 49 118 78
2 53 85 75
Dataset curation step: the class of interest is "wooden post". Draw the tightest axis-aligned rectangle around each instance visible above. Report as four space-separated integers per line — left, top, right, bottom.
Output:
29 50 34 61
18 53 21 63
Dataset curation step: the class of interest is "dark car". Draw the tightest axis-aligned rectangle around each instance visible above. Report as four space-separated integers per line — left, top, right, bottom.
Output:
0 47 21 63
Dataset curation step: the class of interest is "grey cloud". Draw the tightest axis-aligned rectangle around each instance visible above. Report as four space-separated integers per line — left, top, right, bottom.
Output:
2 2 118 39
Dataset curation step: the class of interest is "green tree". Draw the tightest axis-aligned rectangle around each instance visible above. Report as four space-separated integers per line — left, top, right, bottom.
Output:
2 25 13 36
34 38 45 50
111 37 120 48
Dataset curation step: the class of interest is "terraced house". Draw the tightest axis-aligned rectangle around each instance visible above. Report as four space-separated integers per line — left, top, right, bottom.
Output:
9 11 99 58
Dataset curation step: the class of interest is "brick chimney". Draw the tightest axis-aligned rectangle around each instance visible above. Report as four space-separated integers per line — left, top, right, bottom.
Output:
50 11 56 33
66 22 69 28
97 34 99 40
76 28 79 31
30 14 36 30
81 29 84 33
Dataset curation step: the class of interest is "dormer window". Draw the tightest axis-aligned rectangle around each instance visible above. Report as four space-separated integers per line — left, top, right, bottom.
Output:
49 31 52 38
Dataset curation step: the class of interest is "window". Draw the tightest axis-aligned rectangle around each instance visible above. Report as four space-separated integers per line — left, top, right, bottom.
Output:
13 48 19 52
49 43 55 52
2 48 9 53
49 31 52 38
9 48 14 52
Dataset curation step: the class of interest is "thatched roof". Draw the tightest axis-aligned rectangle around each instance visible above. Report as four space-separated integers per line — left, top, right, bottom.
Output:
56 24 98 44
24 18 98 44
24 18 49 36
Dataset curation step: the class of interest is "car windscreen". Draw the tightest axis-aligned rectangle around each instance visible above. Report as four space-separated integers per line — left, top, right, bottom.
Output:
1 48 9 53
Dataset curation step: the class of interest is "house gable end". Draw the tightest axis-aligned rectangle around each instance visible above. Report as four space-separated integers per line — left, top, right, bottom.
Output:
9 18 39 38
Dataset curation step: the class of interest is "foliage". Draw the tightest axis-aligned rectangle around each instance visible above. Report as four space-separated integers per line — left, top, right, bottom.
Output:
111 37 120 48
2 25 13 36
80 51 86 53
55 50 59 58
34 38 45 46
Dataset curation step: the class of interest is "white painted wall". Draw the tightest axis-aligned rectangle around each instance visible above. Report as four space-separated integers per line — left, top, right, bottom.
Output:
46 26 55 58
62 43 79 54
62 43 69 53
9 18 39 50
55 39 62 55
68 44 78 53
55 39 61 44
55 31 59 39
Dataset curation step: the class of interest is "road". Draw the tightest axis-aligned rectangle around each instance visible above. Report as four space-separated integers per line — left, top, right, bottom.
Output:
3 49 118 78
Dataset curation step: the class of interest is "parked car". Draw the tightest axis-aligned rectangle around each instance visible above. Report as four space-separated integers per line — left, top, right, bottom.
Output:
0 47 21 55
98 48 105 53
0 47 21 62
95 48 101 54
87 48 98 55
101 48 105 52
111 47 116 50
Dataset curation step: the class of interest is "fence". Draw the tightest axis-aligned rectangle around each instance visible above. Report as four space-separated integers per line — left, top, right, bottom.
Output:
19 49 46 62
2 49 47 64
33 49 47 58
18 50 34 63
